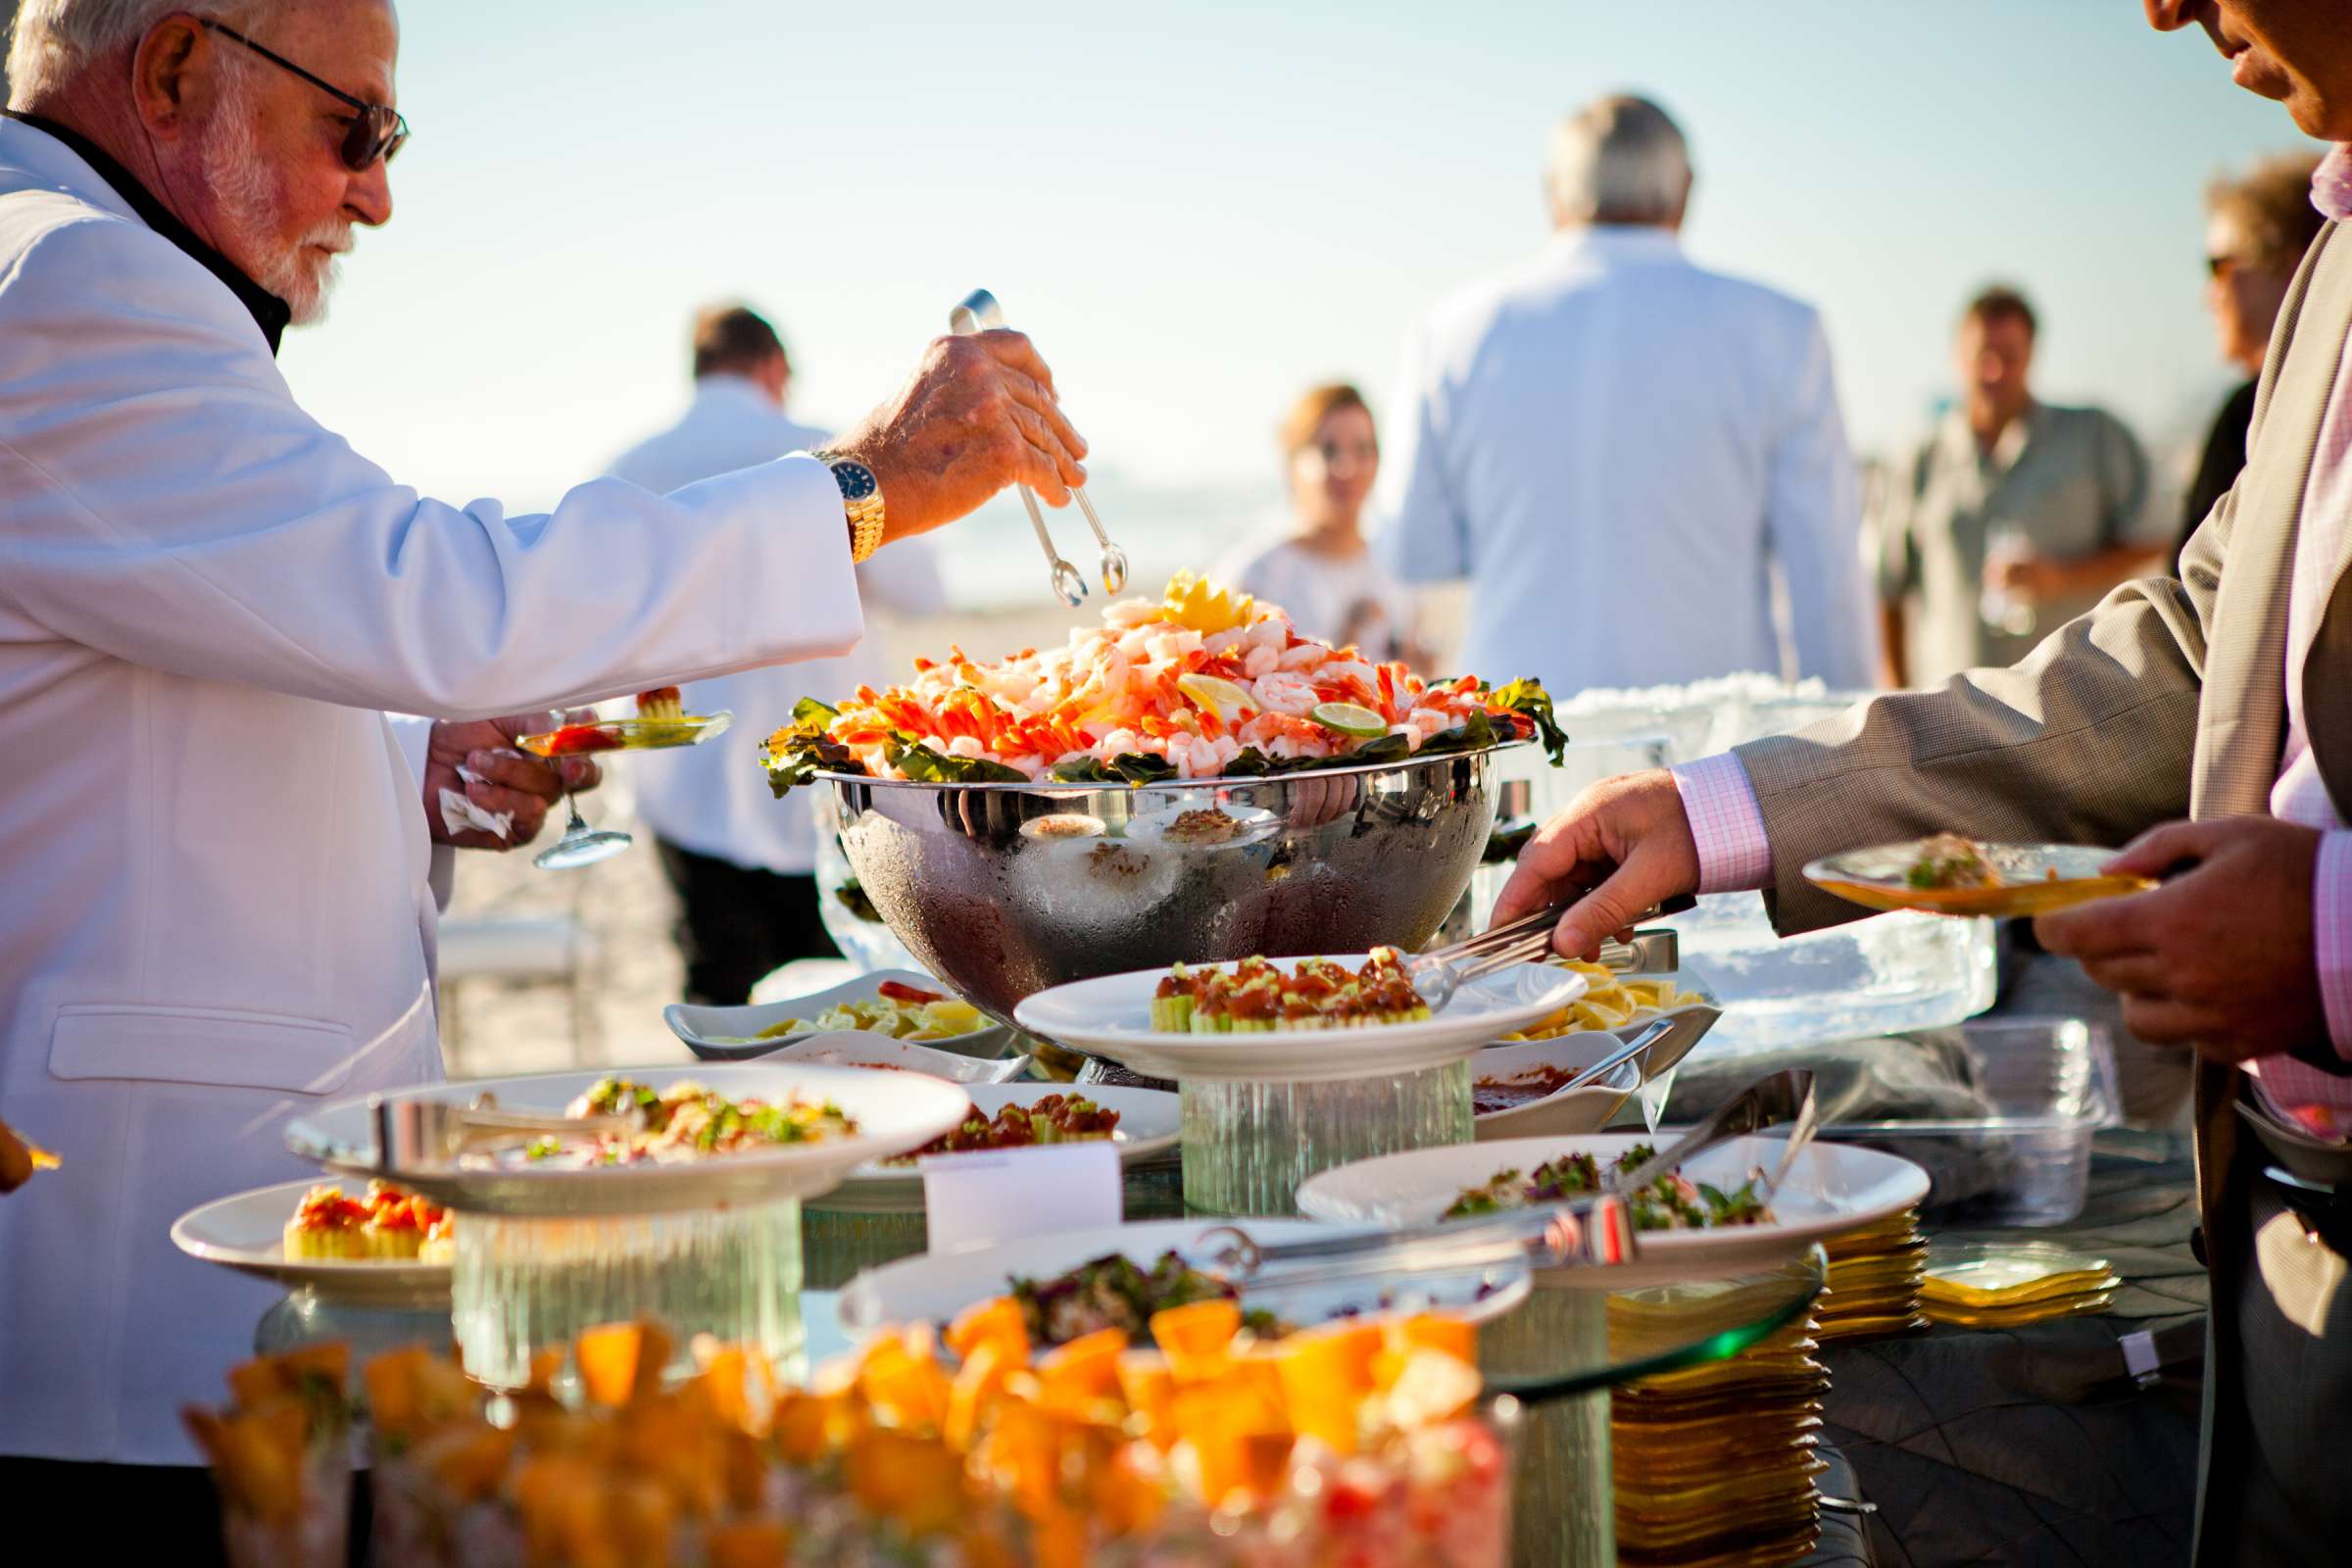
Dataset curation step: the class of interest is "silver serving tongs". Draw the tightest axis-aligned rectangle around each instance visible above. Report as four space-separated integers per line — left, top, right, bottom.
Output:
1605 1067 1820 1201
1407 894 1689 1012
1187 1067 1818 1292
370 1091 639 1172
1192 1191 1641 1294
947 288 1128 606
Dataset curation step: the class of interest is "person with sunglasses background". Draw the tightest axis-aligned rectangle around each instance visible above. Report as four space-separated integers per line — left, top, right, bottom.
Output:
0 0 1090 1543
2179 150 2328 575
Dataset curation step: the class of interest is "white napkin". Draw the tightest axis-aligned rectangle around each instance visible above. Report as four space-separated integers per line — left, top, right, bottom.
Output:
438 786 513 842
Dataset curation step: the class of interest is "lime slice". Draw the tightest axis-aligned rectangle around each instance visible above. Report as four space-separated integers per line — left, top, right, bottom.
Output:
1311 701 1390 738
1177 672 1257 720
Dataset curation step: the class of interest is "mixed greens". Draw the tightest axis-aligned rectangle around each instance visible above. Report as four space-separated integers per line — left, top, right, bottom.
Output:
1442 1144 1773 1232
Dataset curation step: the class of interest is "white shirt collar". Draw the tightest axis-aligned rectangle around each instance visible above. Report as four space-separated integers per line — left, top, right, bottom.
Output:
691 373 781 414
0 114 136 224
1545 222 1685 265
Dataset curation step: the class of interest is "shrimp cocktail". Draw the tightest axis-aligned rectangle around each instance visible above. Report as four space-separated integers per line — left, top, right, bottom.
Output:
763 573 1563 793
760 573 1568 1030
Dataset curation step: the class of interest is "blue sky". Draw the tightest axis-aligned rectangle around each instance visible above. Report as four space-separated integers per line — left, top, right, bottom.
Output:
280 1 2319 514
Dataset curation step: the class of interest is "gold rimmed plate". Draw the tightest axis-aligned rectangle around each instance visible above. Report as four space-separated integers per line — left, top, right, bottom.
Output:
1923 1294 2114 1329
1922 1240 2116 1305
1804 840 2156 919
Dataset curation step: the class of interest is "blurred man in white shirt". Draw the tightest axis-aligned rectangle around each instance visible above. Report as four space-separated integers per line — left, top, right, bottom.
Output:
1371 94 1878 697
607 305 946 1002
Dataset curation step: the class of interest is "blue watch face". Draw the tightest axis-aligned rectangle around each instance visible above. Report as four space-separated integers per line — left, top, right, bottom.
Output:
834 461 878 502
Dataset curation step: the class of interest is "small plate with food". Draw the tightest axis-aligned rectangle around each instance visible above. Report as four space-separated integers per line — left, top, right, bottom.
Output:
1296 1133 1929 1290
751 1030 1030 1085
1470 1040 1644 1141
1804 835 2156 919
837 1216 1530 1342
1014 951 1586 1084
810 1083 1180 1213
1476 963 1723 1138
666 970 1015 1062
517 689 734 757
172 1178 455 1305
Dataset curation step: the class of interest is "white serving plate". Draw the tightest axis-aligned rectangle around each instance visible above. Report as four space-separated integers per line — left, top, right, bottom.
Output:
1013 957 1588 1085
284 1063 971 1217
665 969 1015 1062
172 1179 450 1306
751 1030 1031 1085
809 1084 1182 1214
1470 1038 1642 1141
1471 973 1724 1140
837 1217 1531 1338
1295 1133 1930 1291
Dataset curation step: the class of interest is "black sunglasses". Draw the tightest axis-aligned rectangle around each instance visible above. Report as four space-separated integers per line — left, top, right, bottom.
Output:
200 20 409 172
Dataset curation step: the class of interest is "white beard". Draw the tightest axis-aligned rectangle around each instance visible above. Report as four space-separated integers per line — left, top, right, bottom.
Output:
199 75 353 326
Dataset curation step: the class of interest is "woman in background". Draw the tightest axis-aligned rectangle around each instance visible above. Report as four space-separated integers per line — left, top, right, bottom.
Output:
2177 150 2325 572
1220 383 1426 664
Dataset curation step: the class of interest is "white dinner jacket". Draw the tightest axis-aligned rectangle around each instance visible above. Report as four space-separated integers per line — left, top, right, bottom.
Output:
0 118 863 1462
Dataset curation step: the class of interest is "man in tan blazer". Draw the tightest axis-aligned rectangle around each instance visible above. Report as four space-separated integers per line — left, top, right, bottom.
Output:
1498 5 2352 1562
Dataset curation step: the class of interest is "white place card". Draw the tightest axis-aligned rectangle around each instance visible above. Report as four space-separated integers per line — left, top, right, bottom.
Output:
919 1141 1121 1248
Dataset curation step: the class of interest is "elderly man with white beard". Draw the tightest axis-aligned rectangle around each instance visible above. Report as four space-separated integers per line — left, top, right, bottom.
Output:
0 0 1091 1536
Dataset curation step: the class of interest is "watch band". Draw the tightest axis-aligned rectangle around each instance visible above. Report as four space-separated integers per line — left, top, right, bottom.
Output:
812 449 886 564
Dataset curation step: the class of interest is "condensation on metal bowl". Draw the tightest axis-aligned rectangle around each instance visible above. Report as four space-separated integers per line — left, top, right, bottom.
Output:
818 743 1522 1031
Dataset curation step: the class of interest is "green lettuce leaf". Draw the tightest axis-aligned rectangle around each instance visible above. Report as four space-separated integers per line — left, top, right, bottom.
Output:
1484 677 1567 764
884 736 1030 786
762 726 863 798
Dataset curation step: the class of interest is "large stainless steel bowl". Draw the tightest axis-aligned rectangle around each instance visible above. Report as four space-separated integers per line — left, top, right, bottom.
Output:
816 744 1521 1029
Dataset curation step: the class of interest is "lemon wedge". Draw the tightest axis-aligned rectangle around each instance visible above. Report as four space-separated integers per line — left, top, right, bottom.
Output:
1162 572 1255 635
1310 701 1389 738
1177 672 1257 721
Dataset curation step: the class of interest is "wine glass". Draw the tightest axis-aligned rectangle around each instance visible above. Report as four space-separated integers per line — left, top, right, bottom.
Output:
533 795 633 870
517 710 734 872
1980 524 2038 637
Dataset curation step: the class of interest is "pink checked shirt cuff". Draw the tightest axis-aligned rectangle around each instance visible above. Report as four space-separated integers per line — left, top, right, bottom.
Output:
1669 755 1774 896
2317 831 2352 1062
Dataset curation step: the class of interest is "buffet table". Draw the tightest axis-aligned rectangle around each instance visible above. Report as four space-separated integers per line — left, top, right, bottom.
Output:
242 1145 1827 1568
226 1125 2215 1568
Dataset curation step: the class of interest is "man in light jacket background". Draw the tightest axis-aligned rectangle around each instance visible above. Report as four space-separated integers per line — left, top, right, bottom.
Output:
1370 93 1879 699
0 0 1087 1527
608 305 949 1004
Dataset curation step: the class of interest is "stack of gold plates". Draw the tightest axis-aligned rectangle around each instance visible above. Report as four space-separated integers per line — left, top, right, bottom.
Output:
1612 1315 1830 1568
1920 1240 2120 1328
1816 1204 1929 1342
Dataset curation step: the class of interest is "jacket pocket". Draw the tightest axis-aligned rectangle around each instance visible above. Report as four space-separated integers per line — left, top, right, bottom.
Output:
48 1004 361 1094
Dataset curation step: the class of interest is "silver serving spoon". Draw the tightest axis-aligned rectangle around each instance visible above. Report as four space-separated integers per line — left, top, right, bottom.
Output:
946 288 1124 601
371 1091 640 1170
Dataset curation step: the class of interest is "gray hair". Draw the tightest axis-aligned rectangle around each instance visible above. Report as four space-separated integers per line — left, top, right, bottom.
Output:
1546 94 1692 227
7 0 272 107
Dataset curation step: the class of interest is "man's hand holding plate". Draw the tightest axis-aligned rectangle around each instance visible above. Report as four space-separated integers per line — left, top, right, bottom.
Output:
425 711 601 851
2035 816 2328 1062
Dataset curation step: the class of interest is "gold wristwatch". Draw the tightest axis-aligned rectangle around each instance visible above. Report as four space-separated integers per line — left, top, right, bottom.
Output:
812 449 886 564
